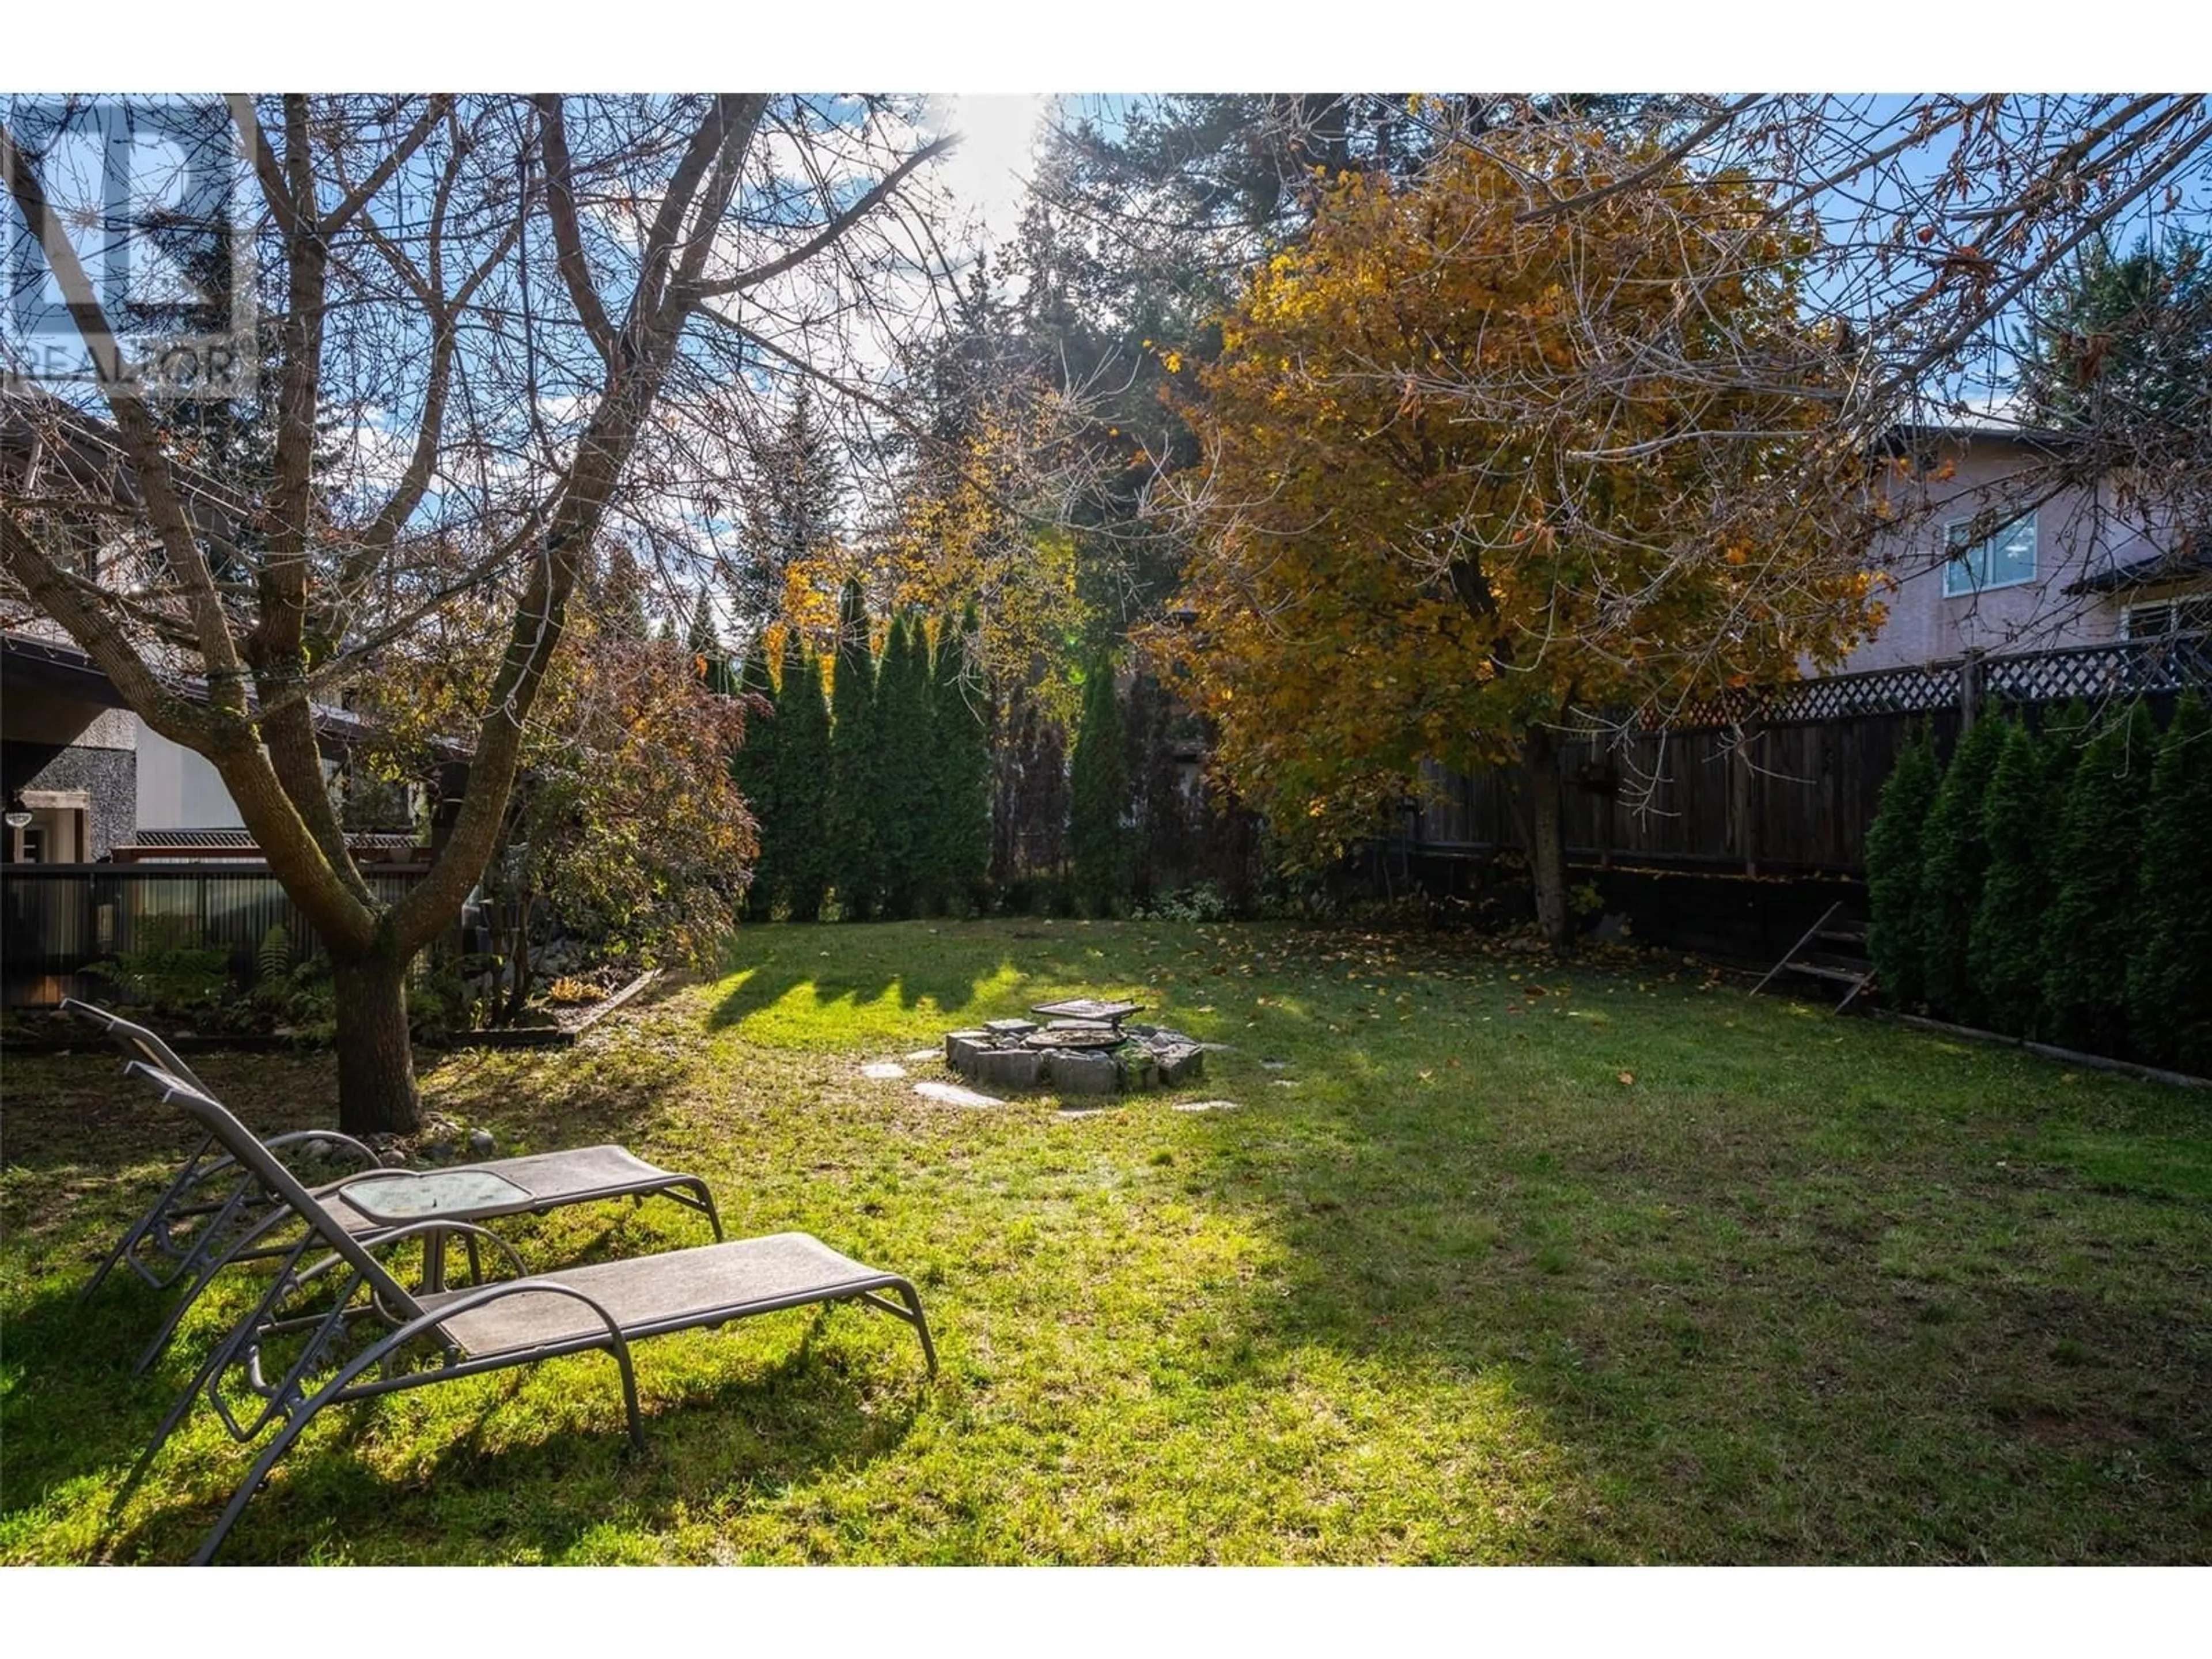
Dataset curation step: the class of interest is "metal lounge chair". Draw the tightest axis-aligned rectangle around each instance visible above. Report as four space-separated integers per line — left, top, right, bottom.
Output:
66 1000 724 1370
66 998 384 1303
122 1060 937 1565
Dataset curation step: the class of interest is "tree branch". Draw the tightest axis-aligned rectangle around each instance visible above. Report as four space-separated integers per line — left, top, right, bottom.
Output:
532 95 618 369
685 134 954 300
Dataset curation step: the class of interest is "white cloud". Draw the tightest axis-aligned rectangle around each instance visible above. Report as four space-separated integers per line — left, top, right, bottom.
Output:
930 94 1047 251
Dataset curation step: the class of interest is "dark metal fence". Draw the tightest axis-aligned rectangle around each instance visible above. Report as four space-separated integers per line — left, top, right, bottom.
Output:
2 863 425 1005
1403 633 2210 878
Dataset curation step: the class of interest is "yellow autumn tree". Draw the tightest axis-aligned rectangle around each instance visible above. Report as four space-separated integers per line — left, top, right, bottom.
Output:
882 402 1094 728
1158 132 1885 942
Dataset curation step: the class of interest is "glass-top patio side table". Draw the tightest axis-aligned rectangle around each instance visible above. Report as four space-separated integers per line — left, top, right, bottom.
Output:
335 1169 537 1290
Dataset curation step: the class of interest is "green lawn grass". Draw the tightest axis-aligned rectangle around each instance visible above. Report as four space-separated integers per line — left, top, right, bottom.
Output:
4 918 2207 1563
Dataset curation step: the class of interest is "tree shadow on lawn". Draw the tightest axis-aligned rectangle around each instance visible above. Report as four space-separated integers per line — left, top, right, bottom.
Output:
1166 1000 2212 1562
0 1048 339 1179
706 937 1006 1035
8 1278 927 1565
703 921 1154 1037
0 1279 249 1502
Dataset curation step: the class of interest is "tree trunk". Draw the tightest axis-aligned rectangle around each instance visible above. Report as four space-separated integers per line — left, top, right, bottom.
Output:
332 947 420 1135
1522 726 1571 949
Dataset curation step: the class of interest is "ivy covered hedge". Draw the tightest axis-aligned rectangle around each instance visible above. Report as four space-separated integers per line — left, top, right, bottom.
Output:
1864 696 2211 1074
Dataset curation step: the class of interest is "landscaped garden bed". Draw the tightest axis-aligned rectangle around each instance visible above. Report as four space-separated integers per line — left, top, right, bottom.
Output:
3 919 2206 1564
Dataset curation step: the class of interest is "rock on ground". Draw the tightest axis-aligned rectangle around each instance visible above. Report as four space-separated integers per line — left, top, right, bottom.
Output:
912 1081 1004 1108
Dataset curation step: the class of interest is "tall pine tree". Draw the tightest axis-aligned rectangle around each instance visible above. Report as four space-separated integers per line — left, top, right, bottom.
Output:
1968 719 2053 1036
1069 653 1131 916
731 639 779 921
1865 726 1939 1008
737 381 844 639
874 611 934 919
774 635 835 922
687 588 722 656
2040 700 2160 1055
1915 714 2008 1023
827 579 883 920
926 603 994 915
2127 695 2212 1074
599 544 654 641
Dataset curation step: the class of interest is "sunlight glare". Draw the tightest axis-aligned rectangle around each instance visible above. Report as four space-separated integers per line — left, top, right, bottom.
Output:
935 94 1048 248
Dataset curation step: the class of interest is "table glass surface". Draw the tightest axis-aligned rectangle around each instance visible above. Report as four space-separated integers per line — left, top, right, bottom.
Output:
340 1169 532 1221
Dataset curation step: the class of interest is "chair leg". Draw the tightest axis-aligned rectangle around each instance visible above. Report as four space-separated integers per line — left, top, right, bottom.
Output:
81 1217 155 1304
685 1179 724 1240
610 1342 646 1452
131 1187 294 1373
118 1264 303 1535
857 1282 938 1376
192 1393 327 1565
84 1137 226 1302
895 1282 939 1377
118 1336 230 1509
133 1270 211 1374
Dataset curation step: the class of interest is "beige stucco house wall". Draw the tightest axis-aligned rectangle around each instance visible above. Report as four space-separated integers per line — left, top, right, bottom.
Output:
1834 427 2179 673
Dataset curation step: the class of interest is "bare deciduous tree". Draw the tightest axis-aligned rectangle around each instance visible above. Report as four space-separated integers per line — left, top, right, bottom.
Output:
1465 94 2212 652
2 94 948 1131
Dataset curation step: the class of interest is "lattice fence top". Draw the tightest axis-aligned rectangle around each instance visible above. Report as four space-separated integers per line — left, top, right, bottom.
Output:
1980 634 2212 705
1639 632 2210 730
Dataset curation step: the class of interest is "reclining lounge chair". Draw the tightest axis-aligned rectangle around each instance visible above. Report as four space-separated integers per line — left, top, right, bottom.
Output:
124 1060 937 1565
67 1001 724 1369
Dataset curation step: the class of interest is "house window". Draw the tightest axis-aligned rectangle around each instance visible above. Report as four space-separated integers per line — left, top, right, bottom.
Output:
1942 512 2037 597
2123 595 2212 638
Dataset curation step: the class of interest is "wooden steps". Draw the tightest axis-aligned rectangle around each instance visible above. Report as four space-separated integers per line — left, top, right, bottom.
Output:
1753 901 1876 1013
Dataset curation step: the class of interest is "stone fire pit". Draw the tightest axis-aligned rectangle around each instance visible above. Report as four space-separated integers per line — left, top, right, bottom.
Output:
944 1001 1203 1096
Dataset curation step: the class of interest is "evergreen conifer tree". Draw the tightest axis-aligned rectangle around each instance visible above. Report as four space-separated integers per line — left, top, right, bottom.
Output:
687 588 722 656
1864 726 1940 1007
1069 654 1131 915
736 381 844 639
600 544 654 641
2040 700 2160 1054
1915 714 2008 1022
926 603 993 915
2039 698 2094 794
2127 695 2212 1073
827 579 882 919
1968 719 2053 1036
730 639 779 921
874 612 934 918
774 637 835 922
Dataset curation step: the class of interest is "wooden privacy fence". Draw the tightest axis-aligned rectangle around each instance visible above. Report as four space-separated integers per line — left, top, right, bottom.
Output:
1404 632 2211 878
2 863 425 1006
